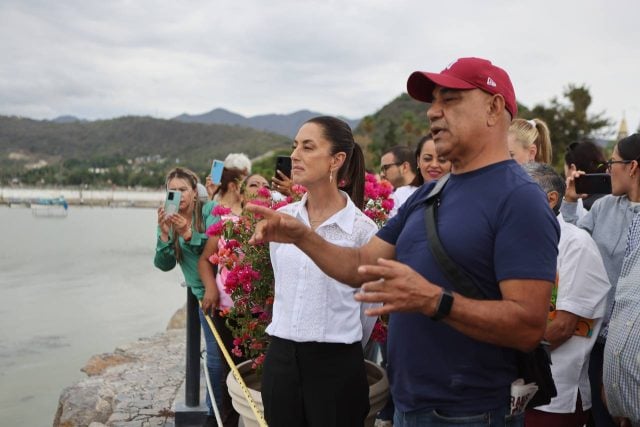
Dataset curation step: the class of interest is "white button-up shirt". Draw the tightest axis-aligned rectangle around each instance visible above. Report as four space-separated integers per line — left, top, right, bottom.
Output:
537 215 610 413
267 191 378 344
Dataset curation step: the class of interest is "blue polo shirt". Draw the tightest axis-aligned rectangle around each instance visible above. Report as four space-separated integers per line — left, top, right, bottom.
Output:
377 160 559 413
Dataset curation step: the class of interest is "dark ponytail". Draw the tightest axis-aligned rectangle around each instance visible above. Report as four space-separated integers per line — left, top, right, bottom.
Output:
306 116 366 210
341 143 365 210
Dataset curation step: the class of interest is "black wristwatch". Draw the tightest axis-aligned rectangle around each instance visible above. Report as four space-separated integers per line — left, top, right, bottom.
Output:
431 288 454 321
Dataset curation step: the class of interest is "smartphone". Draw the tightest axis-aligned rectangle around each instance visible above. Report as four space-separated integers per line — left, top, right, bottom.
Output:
164 190 181 216
575 173 612 195
210 159 225 185
275 156 292 179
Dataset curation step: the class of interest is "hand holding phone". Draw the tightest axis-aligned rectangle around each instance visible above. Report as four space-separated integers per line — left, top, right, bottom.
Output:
164 190 181 217
275 156 292 179
210 159 225 185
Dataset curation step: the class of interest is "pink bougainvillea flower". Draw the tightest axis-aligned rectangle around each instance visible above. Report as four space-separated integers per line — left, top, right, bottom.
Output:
206 221 226 237
212 205 232 216
232 346 244 357
257 187 272 199
371 319 388 343
246 199 270 208
272 200 289 210
381 198 395 211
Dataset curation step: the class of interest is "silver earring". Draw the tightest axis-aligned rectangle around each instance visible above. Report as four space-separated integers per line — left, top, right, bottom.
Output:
329 171 333 183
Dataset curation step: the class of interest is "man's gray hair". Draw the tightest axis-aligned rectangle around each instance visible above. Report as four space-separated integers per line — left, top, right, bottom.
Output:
521 162 566 210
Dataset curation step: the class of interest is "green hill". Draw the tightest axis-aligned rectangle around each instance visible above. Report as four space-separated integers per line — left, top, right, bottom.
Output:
0 115 290 187
353 93 430 167
0 95 437 186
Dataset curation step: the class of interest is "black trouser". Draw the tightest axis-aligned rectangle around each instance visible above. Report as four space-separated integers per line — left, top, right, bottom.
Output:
587 341 616 427
211 310 246 427
261 336 369 427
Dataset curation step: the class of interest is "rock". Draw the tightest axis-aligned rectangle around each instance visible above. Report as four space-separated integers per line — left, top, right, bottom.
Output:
52 381 115 427
166 305 186 330
82 352 137 376
53 329 185 427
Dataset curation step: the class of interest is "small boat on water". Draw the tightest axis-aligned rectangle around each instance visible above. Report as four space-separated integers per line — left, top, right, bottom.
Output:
31 196 69 218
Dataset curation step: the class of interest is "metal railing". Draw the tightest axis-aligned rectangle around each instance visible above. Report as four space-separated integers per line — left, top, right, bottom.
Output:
185 288 201 406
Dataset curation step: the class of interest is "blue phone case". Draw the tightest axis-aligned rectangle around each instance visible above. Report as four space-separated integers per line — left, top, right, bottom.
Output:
211 160 224 185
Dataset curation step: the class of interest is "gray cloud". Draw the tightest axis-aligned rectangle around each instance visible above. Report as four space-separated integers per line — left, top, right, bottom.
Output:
0 0 638 131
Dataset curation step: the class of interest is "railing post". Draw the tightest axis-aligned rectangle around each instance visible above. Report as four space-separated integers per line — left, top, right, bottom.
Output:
174 287 207 426
185 287 201 406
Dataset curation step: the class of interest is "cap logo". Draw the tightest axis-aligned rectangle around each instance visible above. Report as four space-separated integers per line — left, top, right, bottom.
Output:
486 77 497 87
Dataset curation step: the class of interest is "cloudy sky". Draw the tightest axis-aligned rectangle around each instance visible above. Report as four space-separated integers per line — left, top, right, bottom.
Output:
1 0 638 132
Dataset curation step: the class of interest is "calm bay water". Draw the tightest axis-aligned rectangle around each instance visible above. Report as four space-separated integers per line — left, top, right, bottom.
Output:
0 206 186 427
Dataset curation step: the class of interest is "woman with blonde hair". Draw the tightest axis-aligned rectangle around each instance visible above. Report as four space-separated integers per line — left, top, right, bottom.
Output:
508 118 553 164
153 167 221 426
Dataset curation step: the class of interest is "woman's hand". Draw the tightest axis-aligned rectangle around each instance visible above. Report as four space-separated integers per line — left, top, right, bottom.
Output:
201 285 220 315
564 169 587 203
170 215 192 240
272 170 293 197
205 176 219 200
157 207 171 241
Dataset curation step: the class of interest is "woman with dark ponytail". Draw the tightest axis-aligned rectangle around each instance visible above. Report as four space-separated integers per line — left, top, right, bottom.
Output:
563 133 640 427
260 116 377 427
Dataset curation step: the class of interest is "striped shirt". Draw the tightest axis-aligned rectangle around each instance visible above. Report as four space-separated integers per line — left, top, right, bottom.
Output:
603 212 640 422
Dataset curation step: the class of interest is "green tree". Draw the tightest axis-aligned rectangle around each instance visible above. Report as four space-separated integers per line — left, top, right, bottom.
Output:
522 84 612 169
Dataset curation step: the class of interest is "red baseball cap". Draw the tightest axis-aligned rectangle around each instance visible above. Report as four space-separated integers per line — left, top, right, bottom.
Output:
407 57 517 118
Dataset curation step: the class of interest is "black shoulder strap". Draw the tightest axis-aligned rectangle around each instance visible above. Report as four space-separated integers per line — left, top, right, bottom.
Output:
424 175 486 300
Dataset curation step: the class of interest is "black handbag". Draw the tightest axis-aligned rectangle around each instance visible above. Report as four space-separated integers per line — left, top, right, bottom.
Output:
423 175 557 408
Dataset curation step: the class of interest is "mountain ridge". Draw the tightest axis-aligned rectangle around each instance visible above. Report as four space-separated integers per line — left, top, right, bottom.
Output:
172 108 361 138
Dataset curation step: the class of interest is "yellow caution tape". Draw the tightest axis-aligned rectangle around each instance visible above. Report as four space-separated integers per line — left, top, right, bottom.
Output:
199 302 268 427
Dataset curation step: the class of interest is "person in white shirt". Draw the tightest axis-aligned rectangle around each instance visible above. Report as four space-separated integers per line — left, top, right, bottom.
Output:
523 162 611 427
262 116 378 427
380 145 419 217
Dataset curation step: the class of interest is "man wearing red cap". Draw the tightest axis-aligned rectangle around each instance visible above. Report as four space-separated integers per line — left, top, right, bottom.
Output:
248 57 559 426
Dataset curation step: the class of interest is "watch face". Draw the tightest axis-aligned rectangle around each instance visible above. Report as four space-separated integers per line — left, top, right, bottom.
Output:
432 289 454 321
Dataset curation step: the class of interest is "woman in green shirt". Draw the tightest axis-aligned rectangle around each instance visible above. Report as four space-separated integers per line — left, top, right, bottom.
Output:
153 167 221 422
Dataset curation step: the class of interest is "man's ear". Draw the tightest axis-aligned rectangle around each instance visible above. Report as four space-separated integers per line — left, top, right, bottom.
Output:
487 94 506 127
547 190 559 210
399 161 410 175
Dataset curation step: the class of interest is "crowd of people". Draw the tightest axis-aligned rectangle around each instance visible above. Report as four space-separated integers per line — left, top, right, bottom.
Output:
152 56 640 427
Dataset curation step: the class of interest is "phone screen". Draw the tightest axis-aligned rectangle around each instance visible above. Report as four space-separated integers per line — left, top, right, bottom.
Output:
275 156 292 179
575 173 612 195
211 160 225 185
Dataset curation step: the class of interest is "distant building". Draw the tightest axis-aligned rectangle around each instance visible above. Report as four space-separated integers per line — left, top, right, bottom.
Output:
617 114 629 141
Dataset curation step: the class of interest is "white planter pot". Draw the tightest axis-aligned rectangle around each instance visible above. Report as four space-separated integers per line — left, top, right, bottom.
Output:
227 359 390 427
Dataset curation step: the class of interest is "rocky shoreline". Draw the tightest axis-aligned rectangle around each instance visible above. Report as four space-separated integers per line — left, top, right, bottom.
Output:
53 307 187 427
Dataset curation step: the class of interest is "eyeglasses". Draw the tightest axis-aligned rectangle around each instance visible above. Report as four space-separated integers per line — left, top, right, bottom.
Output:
380 162 402 173
604 159 633 172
